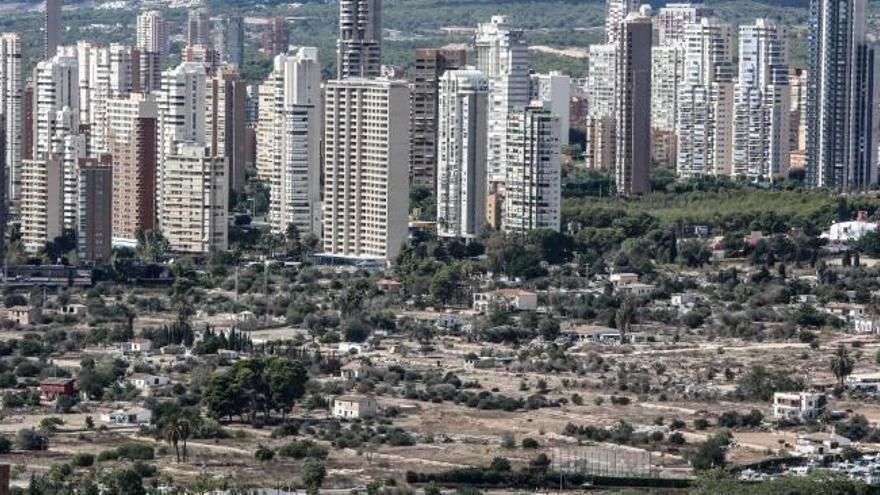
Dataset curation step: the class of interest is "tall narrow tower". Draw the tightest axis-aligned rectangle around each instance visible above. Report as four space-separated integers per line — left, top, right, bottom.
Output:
336 0 382 79
44 0 61 59
615 6 652 196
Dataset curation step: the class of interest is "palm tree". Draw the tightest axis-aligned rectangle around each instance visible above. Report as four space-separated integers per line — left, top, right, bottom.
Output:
164 423 181 463
178 419 191 462
830 345 854 388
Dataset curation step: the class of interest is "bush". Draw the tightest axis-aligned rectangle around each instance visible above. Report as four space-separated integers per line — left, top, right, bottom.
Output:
15 428 47 450
255 445 275 461
521 438 539 449
694 418 710 430
72 453 95 467
278 440 328 460
114 442 155 461
0 435 10 454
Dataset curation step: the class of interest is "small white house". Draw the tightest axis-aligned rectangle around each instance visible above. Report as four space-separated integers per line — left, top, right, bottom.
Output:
773 392 826 421
128 374 171 391
332 395 378 419
618 283 656 297
473 289 538 313
795 432 852 457
847 373 880 394
339 342 371 354
100 407 153 426
671 293 696 307
121 338 154 354
609 273 639 286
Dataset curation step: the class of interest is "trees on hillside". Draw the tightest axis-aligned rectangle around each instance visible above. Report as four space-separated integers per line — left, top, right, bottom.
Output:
204 357 308 422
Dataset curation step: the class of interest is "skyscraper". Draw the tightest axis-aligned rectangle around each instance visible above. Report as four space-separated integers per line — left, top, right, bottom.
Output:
676 18 736 178
0 34 22 203
161 143 227 254
656 3 711 46
530 71 571 149
615 7 652 196
33 53 79 161
187 8 211 47
44 0 61 59
136 10 168 58
212 15 245 67
586 43 618 119
410 47 467 190
474 15 530 184
436 68 488 240
806 0 879 188
157 62 207 219
606 0 639 44
337 0 382 79
207 66 246 193
257 48 322 236
503 104 561 233
20 155 62 252
733 19 791 182
263 17 289 58
77 156 112 262
107 93 157 246
323 78 409 261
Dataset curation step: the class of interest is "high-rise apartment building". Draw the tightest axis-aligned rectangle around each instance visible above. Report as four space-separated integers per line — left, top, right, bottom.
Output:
187 8 211 47
656 3 711 46
258 48 322 237
586 43 617 119
157 62 207 218
410 47 467 190
530 71 571 149
207 66 246 193
676 18 736 178
136 10 168 58
789 68 808 154
606 0 639 43
60 132 86 230
436 68 488 240
323 78 409 261
474 15 530 184
107 93 157 246
33 53 79 161
732 19 791 182
0 118 6 262
337 0 382 79
503 104 561 233
44 0 61 59
263 17 289 57
77 157 112 262
212 15 245 67
584 115 616 169
20 155 62 252
806 0 879 188
160 142 228 254
0 34 22 203
615 7 652 196
137 50 161 93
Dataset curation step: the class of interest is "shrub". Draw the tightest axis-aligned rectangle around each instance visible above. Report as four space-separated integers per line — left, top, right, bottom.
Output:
521 438 539 449
15 428 47 450
72 453 94 467
255 445 275 461
115 442 155 461
694 418 710 430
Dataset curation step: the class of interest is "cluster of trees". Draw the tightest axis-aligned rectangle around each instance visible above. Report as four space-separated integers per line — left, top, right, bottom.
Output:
203 357 308 422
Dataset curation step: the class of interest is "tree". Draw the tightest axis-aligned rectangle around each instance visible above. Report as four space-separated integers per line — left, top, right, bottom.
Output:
615 297 636 340
302 459 326 494
830 345 855 387
692 432 730 470
102 468 145 495
165 422 181 463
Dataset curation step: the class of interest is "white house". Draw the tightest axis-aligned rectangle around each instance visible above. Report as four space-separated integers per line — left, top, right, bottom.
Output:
855 317 880 334
821 221 877 243
340 361 368 380
339 342 371 354
121 337 154 354
332 395 378 419
671 293 696 307
773 392 827 421
100 407 153 426
795 432 852 457
473 289 538 313
127 374 171 391
610 273 639 286
618 283 656 297
847 373 880 394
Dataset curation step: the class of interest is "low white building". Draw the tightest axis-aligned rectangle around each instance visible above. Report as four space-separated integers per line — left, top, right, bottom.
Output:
610 273 639 286
121 337 154 354
473 289 538 313
339 342 371 354
332 395 378 419
847 373 880 394
671 293 696 307
821 221 877 244
618 283 656 297
855 317 880 334
773 392 826 421
795 432 852 457
101 407 153 425
128 374 171 391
